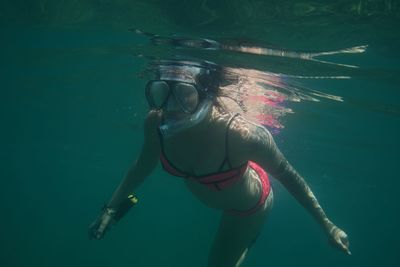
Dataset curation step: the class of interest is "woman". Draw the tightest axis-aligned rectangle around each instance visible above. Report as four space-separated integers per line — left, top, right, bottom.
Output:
89 59 351 267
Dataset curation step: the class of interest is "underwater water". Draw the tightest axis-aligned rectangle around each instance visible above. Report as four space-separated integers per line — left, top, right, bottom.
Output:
1 1 399 267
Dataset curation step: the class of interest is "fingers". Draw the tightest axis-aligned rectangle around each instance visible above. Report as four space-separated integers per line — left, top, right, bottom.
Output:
88 214 113 240
339 242 351 255
340 236 351 255
328 226 351 255
94 230 105 240
88 221 100 240
88 224 103 240
336 232 351 255
337 239 351 255
97 219 109 235
89 225 106 240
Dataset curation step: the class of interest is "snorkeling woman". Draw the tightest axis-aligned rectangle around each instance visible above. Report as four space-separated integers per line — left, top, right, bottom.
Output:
89 59 351 267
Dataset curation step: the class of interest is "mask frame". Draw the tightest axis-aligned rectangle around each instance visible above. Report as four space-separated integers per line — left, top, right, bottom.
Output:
145 80 203 114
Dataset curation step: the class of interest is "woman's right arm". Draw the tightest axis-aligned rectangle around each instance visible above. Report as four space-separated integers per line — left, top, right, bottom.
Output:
89 110 162 240
107 110 162 209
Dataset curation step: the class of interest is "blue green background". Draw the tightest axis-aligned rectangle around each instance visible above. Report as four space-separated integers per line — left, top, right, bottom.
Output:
1 1 399 266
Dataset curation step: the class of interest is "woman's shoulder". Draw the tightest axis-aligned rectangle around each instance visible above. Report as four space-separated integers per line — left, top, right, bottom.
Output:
210 106 273 143
228 115 274 164
209 105 270 142
230 115 268 141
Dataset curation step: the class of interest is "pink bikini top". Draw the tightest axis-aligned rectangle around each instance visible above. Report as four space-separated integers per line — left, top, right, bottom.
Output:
158 114 247 191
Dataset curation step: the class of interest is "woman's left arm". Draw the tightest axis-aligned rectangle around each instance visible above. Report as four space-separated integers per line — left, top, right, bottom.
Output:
244 124 351 255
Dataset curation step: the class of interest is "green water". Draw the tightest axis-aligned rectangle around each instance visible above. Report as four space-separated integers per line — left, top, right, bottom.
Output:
1 1 399 267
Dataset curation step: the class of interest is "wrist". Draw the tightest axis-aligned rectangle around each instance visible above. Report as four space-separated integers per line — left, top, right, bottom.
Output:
103 194 138 222
101 205 117 221
322 218 335 233
104 206 117 216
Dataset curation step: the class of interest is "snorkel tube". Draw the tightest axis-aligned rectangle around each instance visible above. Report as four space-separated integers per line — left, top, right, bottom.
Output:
159 94 214 138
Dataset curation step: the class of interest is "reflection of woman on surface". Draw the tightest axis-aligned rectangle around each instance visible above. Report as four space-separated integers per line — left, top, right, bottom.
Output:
89 59 351 267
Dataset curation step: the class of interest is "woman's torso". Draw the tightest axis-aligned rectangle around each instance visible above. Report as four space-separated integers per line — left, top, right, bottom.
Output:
159 113 264 211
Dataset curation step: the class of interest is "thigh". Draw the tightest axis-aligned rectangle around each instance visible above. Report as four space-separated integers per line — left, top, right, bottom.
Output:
208 190 274 267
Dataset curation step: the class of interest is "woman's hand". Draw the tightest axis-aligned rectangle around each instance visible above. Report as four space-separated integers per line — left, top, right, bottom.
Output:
327 225 351 255
88 207 116 240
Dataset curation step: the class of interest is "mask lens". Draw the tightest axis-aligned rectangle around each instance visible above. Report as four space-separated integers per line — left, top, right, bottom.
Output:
173 83 199 113
147 81 170 108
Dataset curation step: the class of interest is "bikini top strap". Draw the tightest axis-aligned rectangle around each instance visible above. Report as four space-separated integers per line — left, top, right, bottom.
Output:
218 113 240 171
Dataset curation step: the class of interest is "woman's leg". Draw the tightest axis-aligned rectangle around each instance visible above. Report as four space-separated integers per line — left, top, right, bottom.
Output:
208 190 273 267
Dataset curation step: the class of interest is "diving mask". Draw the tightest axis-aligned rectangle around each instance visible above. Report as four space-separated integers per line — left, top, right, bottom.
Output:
145 59 220 137
145 80 201 115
